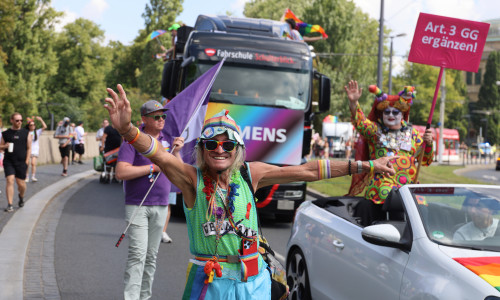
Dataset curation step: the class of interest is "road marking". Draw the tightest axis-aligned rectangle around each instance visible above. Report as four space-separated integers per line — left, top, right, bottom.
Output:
483 175 498 181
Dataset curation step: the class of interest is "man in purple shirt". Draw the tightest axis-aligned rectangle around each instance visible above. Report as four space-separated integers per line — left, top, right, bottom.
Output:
116 100 184 300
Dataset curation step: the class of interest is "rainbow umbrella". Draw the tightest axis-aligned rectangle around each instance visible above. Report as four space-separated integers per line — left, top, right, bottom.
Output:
323 115 337 123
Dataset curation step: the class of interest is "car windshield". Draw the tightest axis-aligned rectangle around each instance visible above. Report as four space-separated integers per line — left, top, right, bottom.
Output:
185 62 310 110
410 186 500 252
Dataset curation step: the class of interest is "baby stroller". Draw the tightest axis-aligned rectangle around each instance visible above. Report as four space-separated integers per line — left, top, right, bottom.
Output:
99 147 120 184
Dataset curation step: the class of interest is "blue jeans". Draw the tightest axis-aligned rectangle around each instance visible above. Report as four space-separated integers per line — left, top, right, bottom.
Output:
124 205 168 300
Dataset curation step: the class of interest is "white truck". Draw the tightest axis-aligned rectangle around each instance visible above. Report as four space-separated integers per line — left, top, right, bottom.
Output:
322 122 354 158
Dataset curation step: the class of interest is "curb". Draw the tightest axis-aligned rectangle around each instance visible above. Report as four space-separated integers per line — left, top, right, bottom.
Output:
0 169 96 300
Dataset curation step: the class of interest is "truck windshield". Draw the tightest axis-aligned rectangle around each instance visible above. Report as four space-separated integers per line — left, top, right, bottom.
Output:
186 62 309 110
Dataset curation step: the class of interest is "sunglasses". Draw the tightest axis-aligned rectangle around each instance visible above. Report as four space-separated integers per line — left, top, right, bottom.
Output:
201 139 237 152
146 114 167 121
14 119 23 123
383 109 401 116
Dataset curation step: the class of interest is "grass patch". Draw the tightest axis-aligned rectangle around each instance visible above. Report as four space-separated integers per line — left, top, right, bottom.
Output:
308 164 487 197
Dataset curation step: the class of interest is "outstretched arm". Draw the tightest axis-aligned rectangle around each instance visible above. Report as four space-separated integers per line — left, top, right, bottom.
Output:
104 85 197 206
250 156 399 190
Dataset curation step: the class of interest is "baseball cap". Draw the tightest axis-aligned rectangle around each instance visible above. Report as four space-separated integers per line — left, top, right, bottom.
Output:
140 100 168 116
168 23 181 31
63 117 70 122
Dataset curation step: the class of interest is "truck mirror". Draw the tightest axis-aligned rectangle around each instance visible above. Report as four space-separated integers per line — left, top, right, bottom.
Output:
318 75 331 113
181 56 195 68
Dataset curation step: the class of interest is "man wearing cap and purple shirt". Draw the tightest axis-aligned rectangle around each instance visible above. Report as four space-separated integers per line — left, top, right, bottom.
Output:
115 100 185 300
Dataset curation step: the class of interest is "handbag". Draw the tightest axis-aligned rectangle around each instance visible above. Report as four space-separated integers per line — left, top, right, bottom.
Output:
240 164 289 300
93 154 104 172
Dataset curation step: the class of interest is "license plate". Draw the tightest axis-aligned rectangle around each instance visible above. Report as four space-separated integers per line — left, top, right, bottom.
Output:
277 200 295 210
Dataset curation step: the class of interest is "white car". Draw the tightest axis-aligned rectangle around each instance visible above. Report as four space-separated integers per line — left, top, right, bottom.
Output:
286 184 500 300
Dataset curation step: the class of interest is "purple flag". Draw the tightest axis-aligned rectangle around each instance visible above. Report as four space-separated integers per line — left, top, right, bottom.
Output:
163 60 225 167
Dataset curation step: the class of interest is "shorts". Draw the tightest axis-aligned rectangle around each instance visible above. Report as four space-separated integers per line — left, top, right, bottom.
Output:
59 145 71 158
75 143 85 155
169 192 177 206
31 153 39 158
3 159 27 179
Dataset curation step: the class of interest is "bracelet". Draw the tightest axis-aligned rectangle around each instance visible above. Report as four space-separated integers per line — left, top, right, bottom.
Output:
348 160 352 176
148 164 154 182
317 159 331 180
120 123 134 136
369 160 374 174
127 127 140 145
356 160 362 174
141 134 159 158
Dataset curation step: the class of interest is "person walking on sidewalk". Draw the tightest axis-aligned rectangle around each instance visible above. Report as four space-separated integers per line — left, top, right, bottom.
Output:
115 100 184 300
54 117 73 176
0 113 31 212
74 121 86 164
25 116 47 182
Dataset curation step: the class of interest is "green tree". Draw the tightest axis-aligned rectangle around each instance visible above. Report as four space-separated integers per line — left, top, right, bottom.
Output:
50 18 113 129
137 0 183 97
476 51 500 145
0 0 61 120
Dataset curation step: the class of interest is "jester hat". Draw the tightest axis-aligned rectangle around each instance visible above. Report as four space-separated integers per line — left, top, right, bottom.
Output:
199 109 245 147
366 85 415 124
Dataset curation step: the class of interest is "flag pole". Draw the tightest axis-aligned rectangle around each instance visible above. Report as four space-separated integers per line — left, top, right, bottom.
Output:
116 59 225 247
414 66 444 182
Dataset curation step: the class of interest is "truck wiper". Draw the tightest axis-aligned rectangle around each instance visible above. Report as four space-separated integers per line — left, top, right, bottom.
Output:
210 97 234 104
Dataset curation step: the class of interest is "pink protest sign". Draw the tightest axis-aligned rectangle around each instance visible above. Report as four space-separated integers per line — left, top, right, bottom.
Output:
408 13 490 72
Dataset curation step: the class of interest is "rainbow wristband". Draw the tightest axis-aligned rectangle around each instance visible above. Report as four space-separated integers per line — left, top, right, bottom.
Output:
369 160 374 174
141 135 159 158
317 159 331 180
127 127 140 145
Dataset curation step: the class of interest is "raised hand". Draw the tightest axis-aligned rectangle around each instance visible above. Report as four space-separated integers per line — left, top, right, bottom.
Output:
104 84 132 134
344 80 363 104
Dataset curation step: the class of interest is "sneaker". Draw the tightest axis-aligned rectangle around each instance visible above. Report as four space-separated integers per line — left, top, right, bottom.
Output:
31 177 38 182
162 232 172 243
4 205 13 212
61 171 68 177
18 194 24 208
78 161 83 164
25 178 29 182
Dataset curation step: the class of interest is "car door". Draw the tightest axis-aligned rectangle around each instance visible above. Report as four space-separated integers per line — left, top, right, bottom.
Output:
308 204 410 300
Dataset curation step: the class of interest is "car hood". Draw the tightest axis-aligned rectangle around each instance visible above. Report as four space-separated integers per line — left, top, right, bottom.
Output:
439 244 500 258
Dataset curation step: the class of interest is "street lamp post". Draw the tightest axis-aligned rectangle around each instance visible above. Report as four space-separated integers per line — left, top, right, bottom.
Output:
388 33 407 94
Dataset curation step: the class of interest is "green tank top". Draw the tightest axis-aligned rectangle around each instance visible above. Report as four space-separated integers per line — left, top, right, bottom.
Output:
184 163 263 271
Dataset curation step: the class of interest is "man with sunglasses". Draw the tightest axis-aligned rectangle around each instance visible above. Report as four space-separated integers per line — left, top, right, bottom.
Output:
0 113 31 212
115 100 184 300
105 84 398 299
345 80 434 226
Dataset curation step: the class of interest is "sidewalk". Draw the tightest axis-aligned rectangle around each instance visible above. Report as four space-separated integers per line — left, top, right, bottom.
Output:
0 161 96 300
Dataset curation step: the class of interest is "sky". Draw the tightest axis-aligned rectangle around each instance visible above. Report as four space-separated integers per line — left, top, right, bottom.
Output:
51 0 500 72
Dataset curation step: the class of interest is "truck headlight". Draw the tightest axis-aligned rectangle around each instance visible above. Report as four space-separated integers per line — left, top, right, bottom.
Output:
284 190 303 198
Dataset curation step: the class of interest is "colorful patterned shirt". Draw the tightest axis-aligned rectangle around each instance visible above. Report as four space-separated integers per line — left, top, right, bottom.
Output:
352 104 434 204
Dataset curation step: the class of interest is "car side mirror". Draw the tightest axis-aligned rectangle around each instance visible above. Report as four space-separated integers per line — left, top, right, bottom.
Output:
362 224 410 251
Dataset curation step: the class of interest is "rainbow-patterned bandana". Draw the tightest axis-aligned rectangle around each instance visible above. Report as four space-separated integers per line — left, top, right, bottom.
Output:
199 109 245 147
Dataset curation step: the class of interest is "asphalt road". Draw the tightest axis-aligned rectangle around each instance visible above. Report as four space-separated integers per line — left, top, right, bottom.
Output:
454 163 500 185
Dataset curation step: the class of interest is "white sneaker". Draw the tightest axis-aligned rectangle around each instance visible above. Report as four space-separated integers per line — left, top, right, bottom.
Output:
25 178 29 182
162 232 172 243
31 177 38 182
